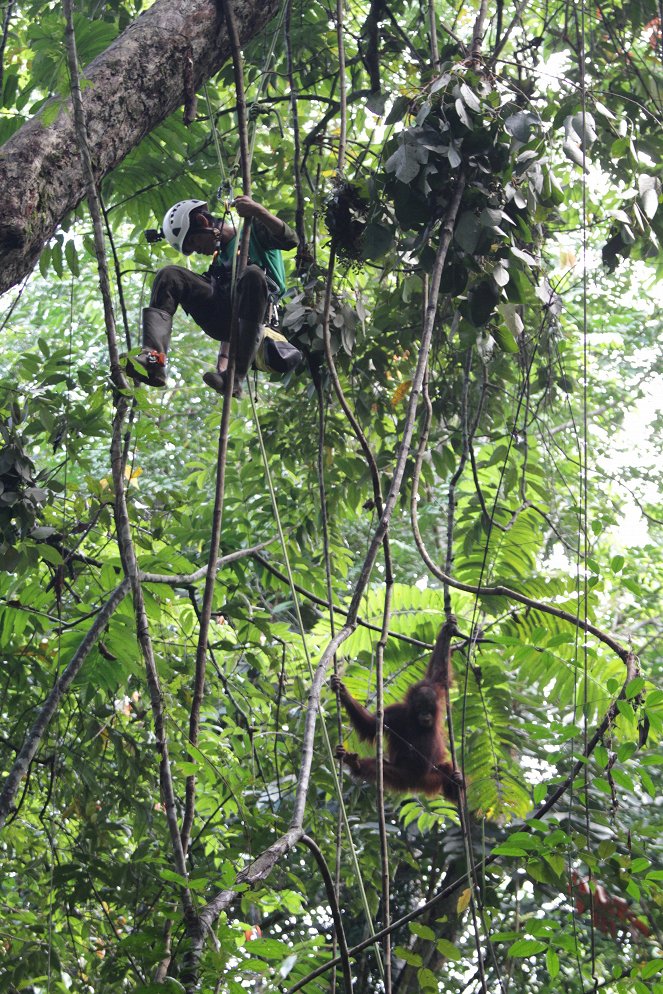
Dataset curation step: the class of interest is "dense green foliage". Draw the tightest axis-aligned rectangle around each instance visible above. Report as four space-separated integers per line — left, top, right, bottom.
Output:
0 0 662 991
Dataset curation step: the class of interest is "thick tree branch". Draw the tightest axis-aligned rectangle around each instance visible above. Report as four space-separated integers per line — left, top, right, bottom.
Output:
0 0 282 294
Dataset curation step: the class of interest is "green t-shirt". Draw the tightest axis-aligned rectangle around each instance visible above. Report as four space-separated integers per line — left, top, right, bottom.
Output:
217 222 290 296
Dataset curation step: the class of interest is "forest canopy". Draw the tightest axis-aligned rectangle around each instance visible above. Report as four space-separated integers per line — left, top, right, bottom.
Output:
0 0 662 992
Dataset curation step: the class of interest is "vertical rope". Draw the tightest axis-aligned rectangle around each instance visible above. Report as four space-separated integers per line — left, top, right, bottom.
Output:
285 0 308 260
314 377 345 994
181 0 251 857
428 0 440 70
579 2 597 987
246 381 383 973
333 0 390 978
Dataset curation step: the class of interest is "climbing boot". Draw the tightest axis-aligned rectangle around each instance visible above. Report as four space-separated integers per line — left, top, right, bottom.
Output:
202 341 240 398
202 369 243 398
203 320 263 399
130 307 172 388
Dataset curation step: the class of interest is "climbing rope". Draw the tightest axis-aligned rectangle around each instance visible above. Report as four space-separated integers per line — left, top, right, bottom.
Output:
194 2 381 973
246 380 383 973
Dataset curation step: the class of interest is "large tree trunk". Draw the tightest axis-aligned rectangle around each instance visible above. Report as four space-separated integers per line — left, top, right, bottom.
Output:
0 0 280 295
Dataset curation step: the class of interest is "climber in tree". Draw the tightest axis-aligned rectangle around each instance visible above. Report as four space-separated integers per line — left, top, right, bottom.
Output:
132 196 301 397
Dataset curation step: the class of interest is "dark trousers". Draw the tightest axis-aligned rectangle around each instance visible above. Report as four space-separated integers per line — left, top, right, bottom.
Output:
150 265 269 343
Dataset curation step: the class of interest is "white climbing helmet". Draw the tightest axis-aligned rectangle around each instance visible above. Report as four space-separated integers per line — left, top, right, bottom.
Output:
162 199 208 253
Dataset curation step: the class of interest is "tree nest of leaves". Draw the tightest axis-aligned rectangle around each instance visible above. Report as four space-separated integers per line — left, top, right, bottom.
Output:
324 179 370 263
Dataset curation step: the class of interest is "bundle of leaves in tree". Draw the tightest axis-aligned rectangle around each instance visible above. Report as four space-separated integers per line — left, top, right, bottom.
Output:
324 179 370 262
374 63 566 351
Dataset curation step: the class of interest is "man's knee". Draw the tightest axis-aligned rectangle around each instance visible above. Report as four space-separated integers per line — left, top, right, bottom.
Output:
151 265 210 315
237 266 268 323
152 265 187 295
238 265 268 292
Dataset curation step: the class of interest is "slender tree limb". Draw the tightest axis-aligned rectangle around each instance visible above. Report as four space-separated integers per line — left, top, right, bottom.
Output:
428 0 440 69
470 0 490 60
374 581 393 989
140 537 280 585
443 347 472 616
62 1 126 388
301 835 354 994
181 0 250 861
335 0 347 173
252 552 434 649
491 0 533 64
63 0 197 934
311 369 345 990
0 578 130 829
285 0 308 262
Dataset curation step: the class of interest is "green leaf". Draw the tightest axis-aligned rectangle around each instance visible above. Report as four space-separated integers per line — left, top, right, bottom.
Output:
468 280 499 326
418 967 439 990
39 246 51 278
625 677 645 699
616 700 636 723
436 938 462 960
617 741 637 762
533 783 547 804
595 745 609 767
510 245 538 266
492 324 519 353
543 854 565 878
385 95 409 125
362 222 394 260
40 98 62 127
39 544 64 565
51 240 63 278
508 938 547 958
394 946 422 966
65 239 80 277
504 110 539 142
159 869 190 887
454 212 481 253
459 82 481 112
610 768 634 792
